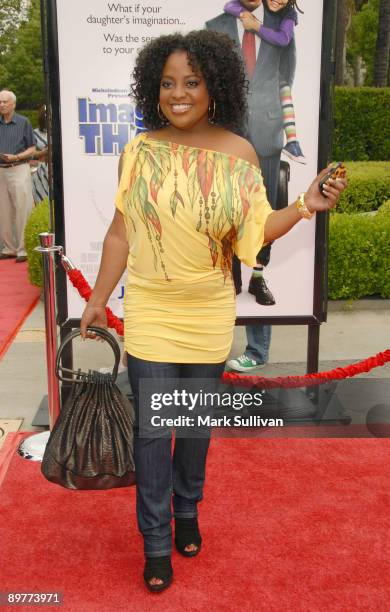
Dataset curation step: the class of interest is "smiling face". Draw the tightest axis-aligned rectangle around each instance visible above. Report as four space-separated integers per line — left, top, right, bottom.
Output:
159 50 211 133
266 0 289 12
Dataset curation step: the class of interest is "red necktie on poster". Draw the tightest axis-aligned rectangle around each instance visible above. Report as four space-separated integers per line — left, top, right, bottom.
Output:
242 30 256 79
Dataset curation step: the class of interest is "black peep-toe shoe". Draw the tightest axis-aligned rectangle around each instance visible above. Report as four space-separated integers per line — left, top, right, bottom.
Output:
143 556 173 592
175 517 202 557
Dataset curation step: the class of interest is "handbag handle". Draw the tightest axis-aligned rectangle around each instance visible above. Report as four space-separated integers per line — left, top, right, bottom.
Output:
55 327 121 383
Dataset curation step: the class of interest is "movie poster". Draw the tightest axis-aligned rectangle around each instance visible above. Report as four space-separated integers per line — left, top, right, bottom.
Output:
53 0 324 320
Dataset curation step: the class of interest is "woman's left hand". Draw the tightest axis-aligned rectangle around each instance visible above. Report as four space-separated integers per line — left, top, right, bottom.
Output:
305 164 347 214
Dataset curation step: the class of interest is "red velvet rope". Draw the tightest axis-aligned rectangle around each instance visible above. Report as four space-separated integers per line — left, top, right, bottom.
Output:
222 350 390 389
67 267 389 389
67 269 124 337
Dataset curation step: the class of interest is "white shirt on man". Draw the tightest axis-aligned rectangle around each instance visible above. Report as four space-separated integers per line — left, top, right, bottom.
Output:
236 5 264 59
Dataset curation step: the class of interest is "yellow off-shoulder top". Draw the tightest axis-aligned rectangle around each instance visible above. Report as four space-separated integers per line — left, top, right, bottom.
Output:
115 132 272 363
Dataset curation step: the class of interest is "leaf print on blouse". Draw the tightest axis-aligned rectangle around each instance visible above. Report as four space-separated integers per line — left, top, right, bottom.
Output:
169 148 185 219
235 164 263 241
128 175 148 220
182 147 192 176
195 150 216 240
126 172 169 280
144 201 162 236
170 190 185 218
184 149 201 210
215 155 233 227
127 139 145 193
124 138 264 283
148 148 172 204
197 150 214 203
126 142 171 279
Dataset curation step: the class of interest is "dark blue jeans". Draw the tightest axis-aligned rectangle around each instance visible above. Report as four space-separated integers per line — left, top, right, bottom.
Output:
127 354 225 558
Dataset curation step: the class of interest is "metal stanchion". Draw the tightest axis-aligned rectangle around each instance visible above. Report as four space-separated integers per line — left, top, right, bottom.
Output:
37 233 62 428
18 233 62 461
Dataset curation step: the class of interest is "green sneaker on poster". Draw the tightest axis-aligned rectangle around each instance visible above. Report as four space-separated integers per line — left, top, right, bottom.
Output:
226 354 266 372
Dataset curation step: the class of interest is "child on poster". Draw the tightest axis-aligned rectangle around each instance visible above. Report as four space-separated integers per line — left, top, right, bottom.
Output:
224 0 306 164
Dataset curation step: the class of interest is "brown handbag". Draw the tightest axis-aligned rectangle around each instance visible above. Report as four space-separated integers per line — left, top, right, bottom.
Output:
41 327 136 490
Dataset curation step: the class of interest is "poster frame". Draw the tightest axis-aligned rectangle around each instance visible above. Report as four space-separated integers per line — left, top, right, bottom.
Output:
43 0 337 368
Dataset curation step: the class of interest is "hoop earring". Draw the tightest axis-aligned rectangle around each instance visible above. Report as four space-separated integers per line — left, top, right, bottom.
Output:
157 103 166 122
208 99 216 122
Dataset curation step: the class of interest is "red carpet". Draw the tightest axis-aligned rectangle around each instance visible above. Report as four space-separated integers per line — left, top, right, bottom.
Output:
1 433 389 611
0 260 40 359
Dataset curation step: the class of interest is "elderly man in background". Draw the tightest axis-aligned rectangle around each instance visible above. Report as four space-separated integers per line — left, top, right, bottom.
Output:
0 90 35 263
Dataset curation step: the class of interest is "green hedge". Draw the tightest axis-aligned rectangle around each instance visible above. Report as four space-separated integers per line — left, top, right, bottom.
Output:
328 201 390 299
377 199 390 216
336 161 390 213
18 109 38 128
333 87 390 161
24 198 50 287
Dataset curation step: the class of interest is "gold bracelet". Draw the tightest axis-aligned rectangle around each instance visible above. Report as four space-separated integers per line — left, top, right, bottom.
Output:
296 192 314 220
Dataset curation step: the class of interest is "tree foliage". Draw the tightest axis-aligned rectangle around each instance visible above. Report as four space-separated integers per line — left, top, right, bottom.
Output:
0 0 44 108
374 0 390 86
0 0 29 52
0 0 387 108
335 0 353 85
347 0 381 84
345 0 389 86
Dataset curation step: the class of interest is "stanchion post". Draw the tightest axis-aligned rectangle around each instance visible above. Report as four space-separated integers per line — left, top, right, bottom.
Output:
36 232 61 430
306 324 320 408
18 235 67 461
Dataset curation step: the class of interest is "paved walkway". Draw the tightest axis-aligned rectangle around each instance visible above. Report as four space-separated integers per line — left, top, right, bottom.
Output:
0 301 389 430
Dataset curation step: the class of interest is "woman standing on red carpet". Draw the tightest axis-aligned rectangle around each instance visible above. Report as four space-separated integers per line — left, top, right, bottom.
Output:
80 30 346 592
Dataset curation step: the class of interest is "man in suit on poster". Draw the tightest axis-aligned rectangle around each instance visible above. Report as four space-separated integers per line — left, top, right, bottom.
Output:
206 0 296 372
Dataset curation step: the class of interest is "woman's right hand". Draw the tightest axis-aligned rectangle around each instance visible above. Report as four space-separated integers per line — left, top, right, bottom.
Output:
80 303 108 340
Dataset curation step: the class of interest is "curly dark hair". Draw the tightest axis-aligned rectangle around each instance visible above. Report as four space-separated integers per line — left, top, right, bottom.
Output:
131 30 248 132
285 0 303 13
